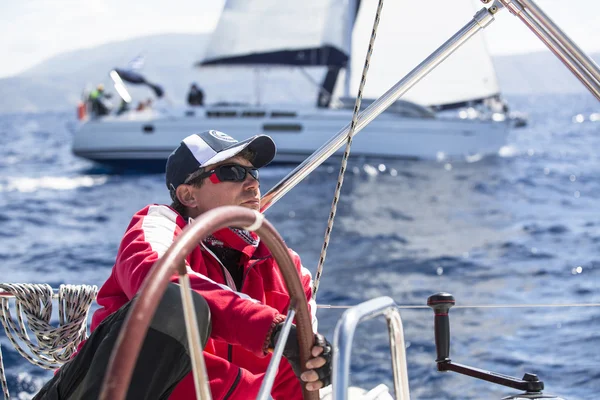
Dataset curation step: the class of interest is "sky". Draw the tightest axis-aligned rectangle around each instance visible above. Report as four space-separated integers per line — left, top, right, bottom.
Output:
1 0 599 79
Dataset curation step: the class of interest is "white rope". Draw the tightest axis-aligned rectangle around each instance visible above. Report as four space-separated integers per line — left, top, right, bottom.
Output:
312 0 386 300
317 303 600 309
0 283 98 400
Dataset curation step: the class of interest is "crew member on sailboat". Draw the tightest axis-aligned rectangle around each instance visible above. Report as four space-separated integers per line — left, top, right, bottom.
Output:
34 130 332 399
187 82 205 106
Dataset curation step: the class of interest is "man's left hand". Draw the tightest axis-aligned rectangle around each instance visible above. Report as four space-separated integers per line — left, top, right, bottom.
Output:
300 333 332 391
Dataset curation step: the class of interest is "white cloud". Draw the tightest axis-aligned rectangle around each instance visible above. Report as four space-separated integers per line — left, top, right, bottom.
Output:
0 0 224 77
479 0 600 55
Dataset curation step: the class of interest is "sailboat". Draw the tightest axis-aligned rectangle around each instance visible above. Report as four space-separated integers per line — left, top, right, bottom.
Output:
72 0 512 169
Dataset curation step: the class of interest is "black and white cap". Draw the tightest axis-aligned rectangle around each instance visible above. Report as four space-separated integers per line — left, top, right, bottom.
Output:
166 130 276 193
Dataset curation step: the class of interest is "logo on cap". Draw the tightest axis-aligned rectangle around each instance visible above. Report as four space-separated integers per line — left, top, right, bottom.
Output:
209 130 236 143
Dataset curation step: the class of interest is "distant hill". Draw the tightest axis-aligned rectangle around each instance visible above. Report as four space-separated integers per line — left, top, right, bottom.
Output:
0 32 598 113
0 33 209 113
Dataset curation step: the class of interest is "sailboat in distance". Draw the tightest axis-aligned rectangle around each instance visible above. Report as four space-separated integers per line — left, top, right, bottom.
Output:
73 0 513 169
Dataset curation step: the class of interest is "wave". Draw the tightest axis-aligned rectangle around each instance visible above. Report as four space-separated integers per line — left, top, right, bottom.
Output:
0 175 108 193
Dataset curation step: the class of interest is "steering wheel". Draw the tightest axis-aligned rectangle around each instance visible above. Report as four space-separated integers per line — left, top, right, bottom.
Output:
99 206 318 400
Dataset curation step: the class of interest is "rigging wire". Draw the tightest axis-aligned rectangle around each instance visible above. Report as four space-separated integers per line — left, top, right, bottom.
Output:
312 0 386 300
3 291 598 310
317 303 600 309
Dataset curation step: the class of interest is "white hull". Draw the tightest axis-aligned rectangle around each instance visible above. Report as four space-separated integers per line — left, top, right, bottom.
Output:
73 106 509 167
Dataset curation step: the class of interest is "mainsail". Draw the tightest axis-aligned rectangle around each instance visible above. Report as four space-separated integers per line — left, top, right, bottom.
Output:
200 0 352 68
198 0 500 108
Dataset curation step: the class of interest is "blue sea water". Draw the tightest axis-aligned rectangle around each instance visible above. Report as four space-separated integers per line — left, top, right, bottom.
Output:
0 93 599 399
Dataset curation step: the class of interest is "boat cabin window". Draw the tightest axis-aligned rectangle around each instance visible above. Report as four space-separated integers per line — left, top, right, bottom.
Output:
241 111 267 117
263 123 303 132
206 110 238 118
270 111 297 118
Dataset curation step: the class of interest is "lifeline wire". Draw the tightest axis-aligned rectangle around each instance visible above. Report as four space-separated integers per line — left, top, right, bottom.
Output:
317 303 600 309
312 0 386 300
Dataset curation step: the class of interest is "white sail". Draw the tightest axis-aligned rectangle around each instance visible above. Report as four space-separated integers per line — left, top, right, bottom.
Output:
346 0 500 106
200 0 501 107
201 0 352 67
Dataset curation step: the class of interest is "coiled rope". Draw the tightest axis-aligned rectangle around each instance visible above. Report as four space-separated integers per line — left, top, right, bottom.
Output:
0 283 98 400
312 0 386 299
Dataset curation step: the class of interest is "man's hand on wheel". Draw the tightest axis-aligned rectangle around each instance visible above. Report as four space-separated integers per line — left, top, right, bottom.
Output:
301 333 332 391
270 325 333 391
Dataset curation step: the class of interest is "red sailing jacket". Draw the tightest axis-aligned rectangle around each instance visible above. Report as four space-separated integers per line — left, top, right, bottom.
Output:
89 205 317 400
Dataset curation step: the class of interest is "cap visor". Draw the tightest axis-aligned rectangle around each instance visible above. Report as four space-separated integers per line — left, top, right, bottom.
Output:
202 135 276 168
201 142 251 167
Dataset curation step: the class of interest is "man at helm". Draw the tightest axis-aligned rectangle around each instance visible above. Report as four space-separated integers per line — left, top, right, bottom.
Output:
34 130 332 399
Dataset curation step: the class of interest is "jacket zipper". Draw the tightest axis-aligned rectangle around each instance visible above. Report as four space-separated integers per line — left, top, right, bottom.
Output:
239 256 271 292
201 247 272 382
202 243 241 367
223 367 242 400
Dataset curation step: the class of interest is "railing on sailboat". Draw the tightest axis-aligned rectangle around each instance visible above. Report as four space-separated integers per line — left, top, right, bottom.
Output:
332 297 410 400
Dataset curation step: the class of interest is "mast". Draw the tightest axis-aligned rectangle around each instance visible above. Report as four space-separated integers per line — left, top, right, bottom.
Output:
344 0 357 98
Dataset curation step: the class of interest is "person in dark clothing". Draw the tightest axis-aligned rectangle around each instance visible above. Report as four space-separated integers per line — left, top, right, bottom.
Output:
34 130 332 400
116 99 130 115
187 83 205 106
88 84 112 117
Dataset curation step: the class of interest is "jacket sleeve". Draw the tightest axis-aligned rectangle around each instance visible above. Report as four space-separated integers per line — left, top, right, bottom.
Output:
184 265 285 355
113 205 283 356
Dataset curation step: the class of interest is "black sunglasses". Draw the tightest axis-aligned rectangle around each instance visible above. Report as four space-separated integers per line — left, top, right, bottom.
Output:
194 163 259 184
